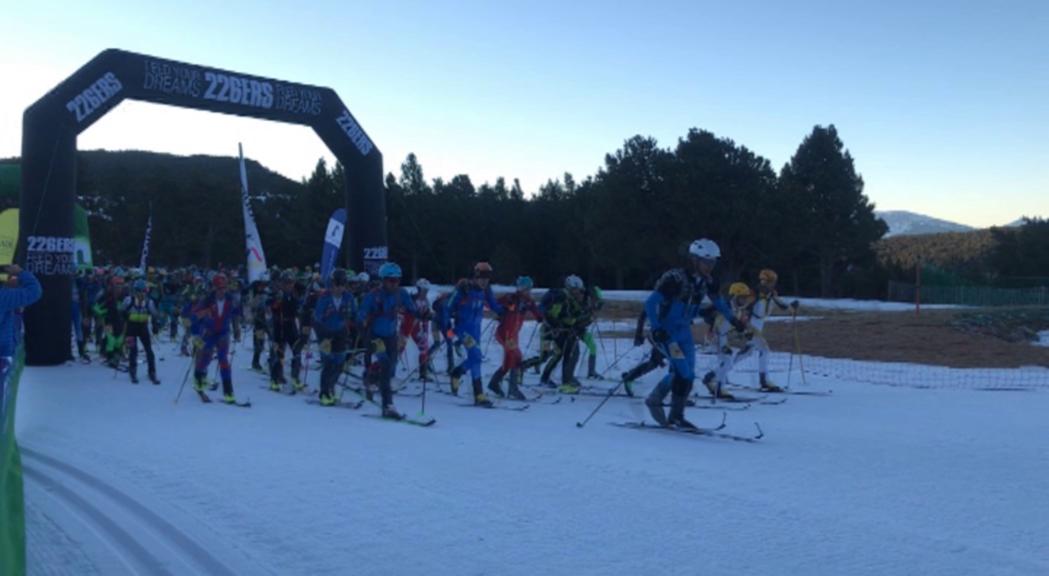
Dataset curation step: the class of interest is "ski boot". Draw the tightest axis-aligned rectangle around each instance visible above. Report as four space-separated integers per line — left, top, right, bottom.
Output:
702 372 734 400
291 378 306 393
507 370 527 401
130 373 139 384
319 393 336 407
759 374 783 393
487 369 507 398
667 394 697 430
194 377 208 393
382 404 404 420
472 378 493 407
269 380 281 392
586 355 600 379
558 380 581 395
149 372 161 385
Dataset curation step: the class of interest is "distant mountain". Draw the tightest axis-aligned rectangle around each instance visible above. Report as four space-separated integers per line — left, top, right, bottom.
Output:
876 210 974 237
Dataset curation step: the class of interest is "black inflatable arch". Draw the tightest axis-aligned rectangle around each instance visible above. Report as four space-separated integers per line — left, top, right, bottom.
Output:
20 49 387 366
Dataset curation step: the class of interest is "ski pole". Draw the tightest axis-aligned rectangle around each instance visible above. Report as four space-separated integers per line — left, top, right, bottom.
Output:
575 380 623 428
174 347 198 405
792 309 808 386
786 310 797 389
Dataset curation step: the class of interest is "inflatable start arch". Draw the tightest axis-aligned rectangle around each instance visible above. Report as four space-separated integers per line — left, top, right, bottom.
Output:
20 49 387 366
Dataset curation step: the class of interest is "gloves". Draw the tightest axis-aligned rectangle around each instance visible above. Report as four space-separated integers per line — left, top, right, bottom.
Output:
731 318 747 333
651 328 670 344
254 329 266 340
320 339 332 354
181 317 191 328
192 336 204 351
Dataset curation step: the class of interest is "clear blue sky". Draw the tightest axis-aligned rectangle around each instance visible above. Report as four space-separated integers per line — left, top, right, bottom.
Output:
2 0 1046 227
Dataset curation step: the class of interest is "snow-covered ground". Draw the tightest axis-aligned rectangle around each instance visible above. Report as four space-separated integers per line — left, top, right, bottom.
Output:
16 323 1049 575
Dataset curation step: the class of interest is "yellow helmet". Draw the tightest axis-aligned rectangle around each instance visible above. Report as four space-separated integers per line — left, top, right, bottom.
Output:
728 282 752 298
759 269 778 285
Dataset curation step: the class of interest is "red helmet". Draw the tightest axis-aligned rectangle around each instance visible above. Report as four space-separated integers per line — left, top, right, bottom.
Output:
212 273 228 289
109 276 125 287
474 261 493 278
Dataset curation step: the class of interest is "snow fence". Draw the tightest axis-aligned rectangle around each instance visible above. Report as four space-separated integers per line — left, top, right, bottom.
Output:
0 348 26 576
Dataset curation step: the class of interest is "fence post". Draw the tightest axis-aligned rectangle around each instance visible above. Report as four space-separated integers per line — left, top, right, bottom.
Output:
915 260 922 315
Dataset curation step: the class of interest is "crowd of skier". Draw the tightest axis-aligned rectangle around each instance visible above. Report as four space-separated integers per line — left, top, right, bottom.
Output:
69 237 799 429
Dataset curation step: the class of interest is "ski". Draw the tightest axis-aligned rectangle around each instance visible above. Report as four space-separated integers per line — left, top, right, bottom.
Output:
457 402 530 412
658 401 750 412
610 420 763 443
362 413 436 427
729 385 833 397
220 399 252 408
305 398 364 410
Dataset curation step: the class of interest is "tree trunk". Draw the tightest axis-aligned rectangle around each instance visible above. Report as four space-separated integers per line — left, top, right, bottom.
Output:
819 255 833 298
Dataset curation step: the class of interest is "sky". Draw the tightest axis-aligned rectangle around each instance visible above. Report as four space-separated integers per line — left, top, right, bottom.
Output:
1 0 1046 227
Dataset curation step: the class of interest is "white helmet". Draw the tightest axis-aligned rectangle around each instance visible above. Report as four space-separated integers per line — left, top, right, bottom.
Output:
564 275 584 290
416 278 431 291
355 272 370 283
689 239 721 260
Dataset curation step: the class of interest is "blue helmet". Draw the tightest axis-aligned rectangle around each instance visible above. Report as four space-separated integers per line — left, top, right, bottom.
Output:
132 279 147 292
515 276 534 290
378 262 402 279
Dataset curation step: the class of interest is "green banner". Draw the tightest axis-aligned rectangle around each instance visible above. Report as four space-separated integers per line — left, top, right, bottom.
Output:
1 348 27 576
0 163 18 201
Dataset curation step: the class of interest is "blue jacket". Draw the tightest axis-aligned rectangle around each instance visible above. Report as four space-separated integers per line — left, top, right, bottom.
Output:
447 283 504 338
358 287 417 338
0 271 43 356
645 268 734 337
313 291 356 337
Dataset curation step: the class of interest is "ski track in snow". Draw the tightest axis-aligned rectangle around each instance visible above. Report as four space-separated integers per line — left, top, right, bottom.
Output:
16 325 1049 576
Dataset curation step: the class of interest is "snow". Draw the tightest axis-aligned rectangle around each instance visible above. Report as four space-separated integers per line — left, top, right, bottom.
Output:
16 325 1049 575
1035 330 1049 348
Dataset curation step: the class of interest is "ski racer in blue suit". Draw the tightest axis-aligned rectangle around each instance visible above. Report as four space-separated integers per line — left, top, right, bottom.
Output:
357 262 420 420
313 268 357 406
447 262 505 407
644 239 746 429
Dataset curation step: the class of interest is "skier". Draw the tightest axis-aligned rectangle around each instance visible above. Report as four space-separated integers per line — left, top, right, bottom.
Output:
644 239 746 428
120 279 160 384
0 265 42 373
293 273 320 386
488 275 543 400
357 262 421 419
248 275 270 371
398 278 434 382
97 275 127 369
730 269 798 392
581 285 605 379
71 273 89 362
430 285 460 375
313 268 356 406
698 282 754 398
267 270 302 392
538 275 589 394
191 273 243 404
446 262 505 406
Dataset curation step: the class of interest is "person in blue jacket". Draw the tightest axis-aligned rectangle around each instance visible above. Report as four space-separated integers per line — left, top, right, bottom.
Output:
191 273 243 404
643 239 747 429
0 265 43 371
447 262 505 407
313 269 356 406
357 262 419 419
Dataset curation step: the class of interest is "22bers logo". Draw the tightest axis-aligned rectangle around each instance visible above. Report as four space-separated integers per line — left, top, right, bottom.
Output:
66 72 123 124
26 236 77 276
